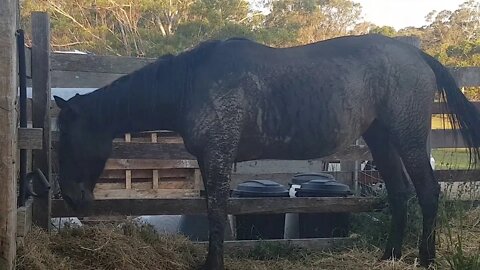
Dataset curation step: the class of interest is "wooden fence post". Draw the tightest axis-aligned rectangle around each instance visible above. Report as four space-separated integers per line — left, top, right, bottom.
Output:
0 0 18 268
31 12 52 230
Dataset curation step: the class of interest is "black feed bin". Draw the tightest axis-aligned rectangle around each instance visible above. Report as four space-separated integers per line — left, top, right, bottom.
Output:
289 172 335 196
292 172 335 184
296 177 352 238
232 180 289 240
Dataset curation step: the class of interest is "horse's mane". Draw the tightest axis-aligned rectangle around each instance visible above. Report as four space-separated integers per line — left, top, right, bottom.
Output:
57 37 240 134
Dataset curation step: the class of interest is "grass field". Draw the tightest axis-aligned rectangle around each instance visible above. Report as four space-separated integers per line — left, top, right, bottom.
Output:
432 148 471 170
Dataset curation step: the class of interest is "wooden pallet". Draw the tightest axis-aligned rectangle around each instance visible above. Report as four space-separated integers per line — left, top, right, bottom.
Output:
94 131 202 199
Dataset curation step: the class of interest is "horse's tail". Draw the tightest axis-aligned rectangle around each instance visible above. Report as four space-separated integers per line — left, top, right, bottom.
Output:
420 51 480 167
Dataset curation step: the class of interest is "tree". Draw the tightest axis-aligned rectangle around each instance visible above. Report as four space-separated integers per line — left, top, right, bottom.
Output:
20 0 257 56
397 0 480 100
369 26 397 37
405 0 480 66
260 0 363 46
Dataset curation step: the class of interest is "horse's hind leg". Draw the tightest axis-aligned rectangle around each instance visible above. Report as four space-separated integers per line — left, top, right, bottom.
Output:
362 120 412 260
393 136 440 267
380 101 440 267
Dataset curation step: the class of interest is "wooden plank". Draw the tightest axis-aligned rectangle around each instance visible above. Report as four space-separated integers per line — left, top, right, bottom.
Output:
105 159 199 170
51 197 384 217
152 170 159 189
111 141 195 159
51 53 155 74
31 12 52 230
50 139 196 160
26 70 124 88
45 52 479 88
18 127 43 149
100 168 194 179
0 0 18 266
448 67 480 87
51 70 124 88
98 177 191 184
16 198 33 240
25 46 32 78
125 170 132 189
124 134 132 189
93 189 199 200
435 170 480 183
57 139 372 161
113 135 182 144
228 197 383 215
194 237 353 251
194 169 203 190
430 129 466 148
150 133 158 143
95 180 194 191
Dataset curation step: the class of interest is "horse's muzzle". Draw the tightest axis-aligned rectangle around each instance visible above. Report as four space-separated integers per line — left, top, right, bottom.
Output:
61 184 94 212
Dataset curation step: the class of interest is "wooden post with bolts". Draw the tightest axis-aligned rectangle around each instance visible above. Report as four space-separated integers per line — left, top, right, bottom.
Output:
0 0 19 268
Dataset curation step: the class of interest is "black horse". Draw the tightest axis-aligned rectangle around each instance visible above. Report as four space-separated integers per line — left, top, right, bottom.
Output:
54 34 480 269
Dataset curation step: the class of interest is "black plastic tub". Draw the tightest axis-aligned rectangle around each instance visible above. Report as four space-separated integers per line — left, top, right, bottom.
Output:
296 179 352 238
232 180 289 240
291 172 335 186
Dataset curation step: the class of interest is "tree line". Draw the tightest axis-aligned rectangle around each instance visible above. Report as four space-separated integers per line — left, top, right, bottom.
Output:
20 0 479 98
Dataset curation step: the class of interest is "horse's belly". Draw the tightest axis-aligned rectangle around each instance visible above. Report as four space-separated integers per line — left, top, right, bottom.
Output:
235 132 350 162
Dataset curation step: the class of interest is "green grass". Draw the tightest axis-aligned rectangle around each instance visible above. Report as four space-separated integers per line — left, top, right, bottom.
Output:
432 148 472 170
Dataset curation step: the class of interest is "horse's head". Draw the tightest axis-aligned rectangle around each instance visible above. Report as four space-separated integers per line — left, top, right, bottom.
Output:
54 95 113 211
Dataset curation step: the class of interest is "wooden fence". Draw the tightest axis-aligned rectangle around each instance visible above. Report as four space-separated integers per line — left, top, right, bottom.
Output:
19 12 480 225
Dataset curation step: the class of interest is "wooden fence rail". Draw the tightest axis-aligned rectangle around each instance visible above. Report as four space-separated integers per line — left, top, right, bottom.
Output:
51 197 385 218
21 51 480 88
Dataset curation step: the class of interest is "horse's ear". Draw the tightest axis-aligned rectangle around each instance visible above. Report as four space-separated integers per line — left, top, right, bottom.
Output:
54 96 68 109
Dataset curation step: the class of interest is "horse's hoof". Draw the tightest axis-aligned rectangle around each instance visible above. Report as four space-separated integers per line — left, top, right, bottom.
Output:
201 264 224 270
197 263 224 270
380 249 402 261
201 258 225 270
419 257 435 268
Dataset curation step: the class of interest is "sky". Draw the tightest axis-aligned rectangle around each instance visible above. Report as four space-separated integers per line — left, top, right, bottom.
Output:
353 0 470 30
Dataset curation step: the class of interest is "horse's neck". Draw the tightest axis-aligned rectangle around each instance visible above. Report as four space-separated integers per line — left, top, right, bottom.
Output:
83 60 183 137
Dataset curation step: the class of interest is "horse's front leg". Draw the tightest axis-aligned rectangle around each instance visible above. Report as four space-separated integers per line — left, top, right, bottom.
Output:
198 148 235 270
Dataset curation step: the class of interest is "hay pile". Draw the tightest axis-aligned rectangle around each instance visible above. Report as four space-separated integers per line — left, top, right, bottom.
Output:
16 222 203 270
224 247 422 270
17 207 479 270
14 225 421 270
